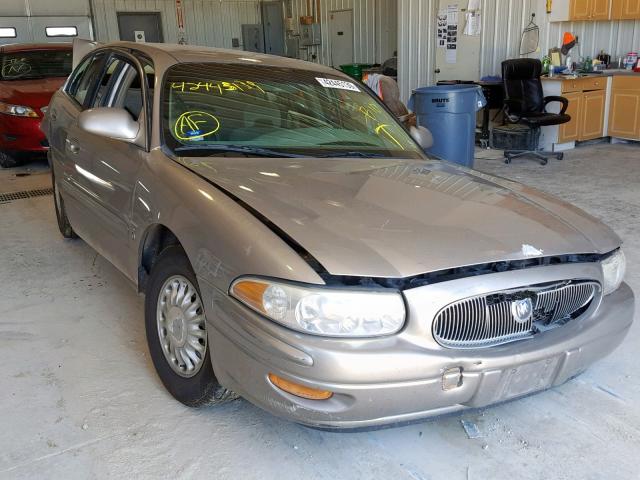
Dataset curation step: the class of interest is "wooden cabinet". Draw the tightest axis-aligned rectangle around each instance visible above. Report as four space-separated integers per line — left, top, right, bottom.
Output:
608 77 640 139
591 0 613 18
557 78 606 143
552 0 628 20
611 0 640 19
570 0 611 19
559 92 582 143
570 0 592 19
581 90 606 140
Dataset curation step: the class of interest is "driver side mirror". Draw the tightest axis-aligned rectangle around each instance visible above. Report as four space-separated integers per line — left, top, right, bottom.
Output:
410 126 433 150
78 107 141 144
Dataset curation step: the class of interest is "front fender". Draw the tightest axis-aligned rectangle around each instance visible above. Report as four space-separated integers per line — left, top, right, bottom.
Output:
133 150 325 298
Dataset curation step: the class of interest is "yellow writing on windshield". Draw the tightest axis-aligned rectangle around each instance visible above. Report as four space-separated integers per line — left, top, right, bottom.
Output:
171 80 265 95
174 111 220 141
359 103 405 150
375 124 404 149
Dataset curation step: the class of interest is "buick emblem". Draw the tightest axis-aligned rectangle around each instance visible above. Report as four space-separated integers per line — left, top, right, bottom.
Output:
511 298 533 324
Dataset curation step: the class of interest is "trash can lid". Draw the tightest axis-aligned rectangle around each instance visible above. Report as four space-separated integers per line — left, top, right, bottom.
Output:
412 84 480 94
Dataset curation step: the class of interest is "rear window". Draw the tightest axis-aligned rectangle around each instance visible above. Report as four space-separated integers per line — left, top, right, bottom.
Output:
0 49 73 80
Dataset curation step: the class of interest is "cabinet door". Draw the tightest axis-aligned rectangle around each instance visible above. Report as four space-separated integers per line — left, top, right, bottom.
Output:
622 0 640 17
591 0 611 18
608 90 640 139
559 92 581 143
580 90 606 140
570 0 592 19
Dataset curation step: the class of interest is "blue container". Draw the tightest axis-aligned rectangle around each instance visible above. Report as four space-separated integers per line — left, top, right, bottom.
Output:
408 84 486 167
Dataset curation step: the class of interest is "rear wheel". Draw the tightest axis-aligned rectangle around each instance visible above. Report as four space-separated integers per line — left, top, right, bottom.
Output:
144 245 237 407
52 170 77 239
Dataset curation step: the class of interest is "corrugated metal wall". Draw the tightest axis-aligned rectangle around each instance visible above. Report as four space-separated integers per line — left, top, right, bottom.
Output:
91 0 261 48
399 0 640 100
397 0 437 102
90 0 395 64
0 0 93 44
289 0 397 65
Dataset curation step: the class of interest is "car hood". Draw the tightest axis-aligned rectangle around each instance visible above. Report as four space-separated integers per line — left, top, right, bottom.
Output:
0 77 65 109
178 156 620 278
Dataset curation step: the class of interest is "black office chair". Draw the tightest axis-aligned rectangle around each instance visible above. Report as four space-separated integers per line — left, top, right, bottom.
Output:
501 59 570 165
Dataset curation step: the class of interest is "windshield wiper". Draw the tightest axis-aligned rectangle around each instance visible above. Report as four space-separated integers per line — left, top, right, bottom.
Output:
173 144 304 158
316 151 388 158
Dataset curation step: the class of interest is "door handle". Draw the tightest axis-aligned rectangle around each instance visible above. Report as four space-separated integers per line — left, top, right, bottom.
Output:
435 68 441 74
66 138 80 154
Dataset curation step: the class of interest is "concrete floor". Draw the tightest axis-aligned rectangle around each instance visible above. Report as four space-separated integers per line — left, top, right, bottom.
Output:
1 144 638 480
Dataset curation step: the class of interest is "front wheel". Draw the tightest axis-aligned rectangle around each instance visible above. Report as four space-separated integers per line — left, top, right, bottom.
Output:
52 170 77 239
144 245 237 407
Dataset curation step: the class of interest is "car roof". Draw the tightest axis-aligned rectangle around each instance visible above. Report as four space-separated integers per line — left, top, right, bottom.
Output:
1 43 72 53
105 41 342 76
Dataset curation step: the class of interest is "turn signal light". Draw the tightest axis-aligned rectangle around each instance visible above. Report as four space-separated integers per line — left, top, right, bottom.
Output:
231 280 269 313
268 373 333 400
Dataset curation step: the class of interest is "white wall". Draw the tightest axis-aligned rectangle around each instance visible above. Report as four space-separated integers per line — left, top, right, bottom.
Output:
0 0 92 44
398 0 640 101
90 0 261 49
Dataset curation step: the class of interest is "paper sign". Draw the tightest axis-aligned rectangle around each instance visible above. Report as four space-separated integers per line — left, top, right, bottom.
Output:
316 78 360 92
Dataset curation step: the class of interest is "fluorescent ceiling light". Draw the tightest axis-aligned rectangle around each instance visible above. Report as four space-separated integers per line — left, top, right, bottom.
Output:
0 27 16 38
46 26 78 37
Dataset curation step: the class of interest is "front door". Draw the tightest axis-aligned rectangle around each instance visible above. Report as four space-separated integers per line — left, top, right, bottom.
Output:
434 0 480 82
117 12 163 43
74 53 150 280
329 10 354 68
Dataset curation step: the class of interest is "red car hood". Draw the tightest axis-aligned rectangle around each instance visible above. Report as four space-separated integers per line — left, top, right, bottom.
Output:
0 77 65 110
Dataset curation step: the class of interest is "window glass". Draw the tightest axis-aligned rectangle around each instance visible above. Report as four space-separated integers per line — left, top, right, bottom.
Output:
93 57 124 107
100 58 144 120
67 54 105 106
0 27 16 38
162 63 423 159
0 49 72 80
45 26 77 37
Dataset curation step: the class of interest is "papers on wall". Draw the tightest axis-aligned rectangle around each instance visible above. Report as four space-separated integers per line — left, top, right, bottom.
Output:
463 12 481 36
437 11 447 48
445 4 458 63
463 0 481 36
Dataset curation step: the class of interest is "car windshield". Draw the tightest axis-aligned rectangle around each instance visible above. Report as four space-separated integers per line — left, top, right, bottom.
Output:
162 62 425 159
0 49 72 80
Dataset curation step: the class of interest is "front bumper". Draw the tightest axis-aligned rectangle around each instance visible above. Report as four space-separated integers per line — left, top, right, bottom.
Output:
0 113 48 152
203 265 634 429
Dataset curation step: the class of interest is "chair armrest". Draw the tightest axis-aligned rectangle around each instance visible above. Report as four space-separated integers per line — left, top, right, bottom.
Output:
504 98 526 123
543 96 569 115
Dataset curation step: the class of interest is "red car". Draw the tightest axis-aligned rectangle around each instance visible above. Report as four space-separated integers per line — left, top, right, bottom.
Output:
0 43 72 167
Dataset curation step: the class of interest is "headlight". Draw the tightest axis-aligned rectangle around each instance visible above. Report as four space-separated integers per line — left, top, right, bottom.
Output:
601 249 626 296
0 101 39 118
230 277 406 337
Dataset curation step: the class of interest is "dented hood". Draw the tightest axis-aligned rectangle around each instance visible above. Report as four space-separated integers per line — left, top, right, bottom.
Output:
180 156 620 278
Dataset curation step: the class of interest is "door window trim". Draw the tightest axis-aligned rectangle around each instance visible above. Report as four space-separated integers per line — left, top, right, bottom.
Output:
64 51 108 110
99 49 153 151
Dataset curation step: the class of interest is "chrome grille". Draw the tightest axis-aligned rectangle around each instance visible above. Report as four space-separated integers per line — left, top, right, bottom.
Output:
433 281 600 349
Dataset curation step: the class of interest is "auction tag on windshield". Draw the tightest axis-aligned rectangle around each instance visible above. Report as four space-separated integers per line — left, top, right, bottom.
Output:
316 77 361 92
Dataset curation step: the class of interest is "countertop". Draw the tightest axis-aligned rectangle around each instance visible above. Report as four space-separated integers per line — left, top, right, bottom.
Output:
542 70 640 81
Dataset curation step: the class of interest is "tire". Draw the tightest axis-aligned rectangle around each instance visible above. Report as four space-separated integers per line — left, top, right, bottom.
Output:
144 245 237 407
52 170 77 239
0 151 18 168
